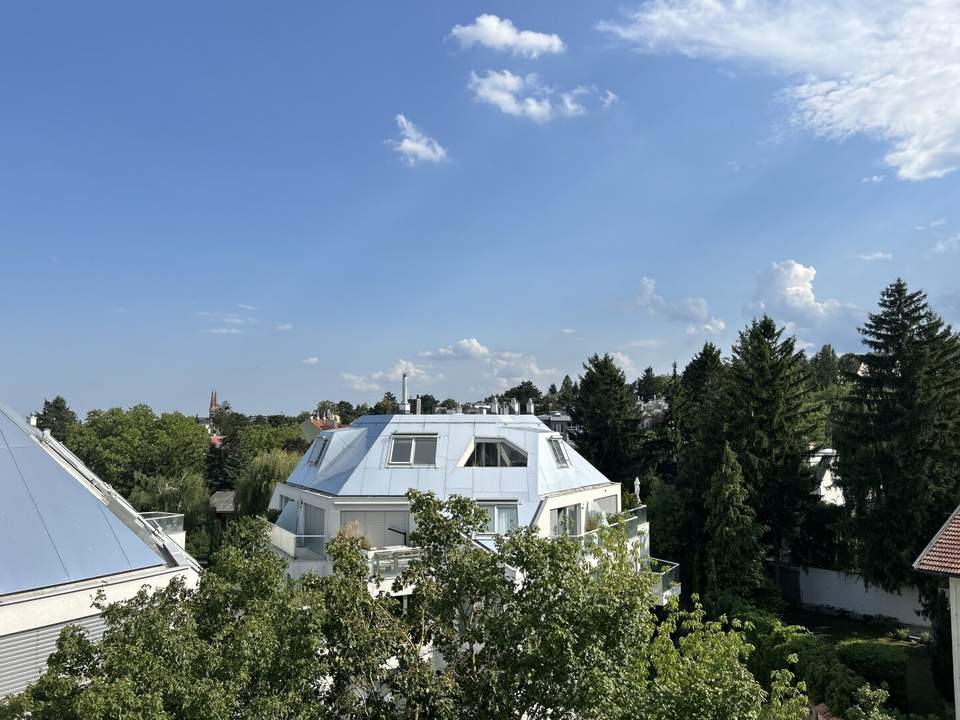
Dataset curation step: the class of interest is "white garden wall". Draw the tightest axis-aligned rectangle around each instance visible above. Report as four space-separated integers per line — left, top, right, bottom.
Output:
792 566 928 627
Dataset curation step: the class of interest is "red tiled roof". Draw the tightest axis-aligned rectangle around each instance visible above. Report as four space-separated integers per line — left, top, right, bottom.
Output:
914 506 960 576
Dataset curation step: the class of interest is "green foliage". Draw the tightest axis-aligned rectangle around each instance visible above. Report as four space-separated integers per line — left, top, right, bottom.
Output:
838 641 908 709
372 391 398 415
236 422 307 457
234 449 299 516
35 395 78 443
928 588 954 699
571 353 643 485
128 470 209 530
497 380 542 404
636 366 668 401
837 279 960 593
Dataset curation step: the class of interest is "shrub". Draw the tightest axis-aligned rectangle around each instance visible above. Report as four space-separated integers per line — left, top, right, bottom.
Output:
838 641 908 710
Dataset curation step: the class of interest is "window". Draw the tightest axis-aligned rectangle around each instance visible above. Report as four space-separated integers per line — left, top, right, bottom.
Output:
308 435 330 466
388 435 438 466
549 437 570 468
481 504 520 534
465 440 527 468
550 503 580 536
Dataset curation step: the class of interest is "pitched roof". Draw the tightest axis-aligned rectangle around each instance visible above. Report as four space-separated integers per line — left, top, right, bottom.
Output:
210 490 235 513
0 404 193 597
913 505 960 577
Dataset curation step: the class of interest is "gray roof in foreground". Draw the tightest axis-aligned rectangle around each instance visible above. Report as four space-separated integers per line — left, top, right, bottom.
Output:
0 404 168 597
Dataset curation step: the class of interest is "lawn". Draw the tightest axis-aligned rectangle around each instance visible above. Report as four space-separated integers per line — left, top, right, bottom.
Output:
782 608 946 719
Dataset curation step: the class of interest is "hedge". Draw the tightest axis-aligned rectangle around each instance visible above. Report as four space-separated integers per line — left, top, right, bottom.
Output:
838 641 908 710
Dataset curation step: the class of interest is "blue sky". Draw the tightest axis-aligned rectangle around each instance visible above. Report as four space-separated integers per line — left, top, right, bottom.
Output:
1 1 958 416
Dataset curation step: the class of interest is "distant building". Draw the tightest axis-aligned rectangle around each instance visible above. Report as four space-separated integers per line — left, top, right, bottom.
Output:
638 395 670 429
210 489 236 529
301 410 340 443
0 404 200 697
809 448 843 505
537 411 572 440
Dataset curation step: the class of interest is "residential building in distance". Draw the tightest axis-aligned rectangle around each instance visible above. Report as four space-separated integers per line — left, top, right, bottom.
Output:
0 404 201 698
267 397 679 603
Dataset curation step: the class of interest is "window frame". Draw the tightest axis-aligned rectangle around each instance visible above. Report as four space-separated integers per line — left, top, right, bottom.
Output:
463 438 528 468
478 502 520 535
549 437 570 468
307 434 330 466
386 434 439 467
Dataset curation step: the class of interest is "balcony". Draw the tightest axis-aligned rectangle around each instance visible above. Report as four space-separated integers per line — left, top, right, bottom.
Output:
570 506 648 550
365 546 422 579
141 511 186 549
270 523 327 561
646 558 681 605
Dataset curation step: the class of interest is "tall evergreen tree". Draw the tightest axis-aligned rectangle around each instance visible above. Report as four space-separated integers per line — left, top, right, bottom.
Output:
837 279 960 591
570 354 642 486
681 342 724 398
809 344 840 391
35 395 78 444
728 316 822 574
704 443 765 601
636 367 662 401
557 374 577 413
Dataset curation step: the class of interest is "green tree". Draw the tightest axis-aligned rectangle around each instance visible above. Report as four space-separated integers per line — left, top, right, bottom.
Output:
728 316 822 577
439 398 459 411
570 354 643 486
837 279 960 592
235 449 299 517
128 470 210 536
704 443 765 602
681 341 725 398
335 400 358 425
372 392 399 415
557 374 577 413
498 380 543 405
809 344 840 390
417 394 439 414
637 366 668 401
35 396 78 444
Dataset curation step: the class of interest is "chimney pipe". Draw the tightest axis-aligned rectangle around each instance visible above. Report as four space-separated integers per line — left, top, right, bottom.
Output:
400 374 409 414
491 396 500 414
416 396 422 415
526 399 535 415
510 398 520 414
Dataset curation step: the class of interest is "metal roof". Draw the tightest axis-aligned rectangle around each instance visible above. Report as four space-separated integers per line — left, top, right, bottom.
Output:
0 404 175 597
281 414 614 528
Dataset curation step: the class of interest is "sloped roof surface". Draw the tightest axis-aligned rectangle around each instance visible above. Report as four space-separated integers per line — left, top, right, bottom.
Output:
914 506 960 577
283 414 613 529
0 405 165 596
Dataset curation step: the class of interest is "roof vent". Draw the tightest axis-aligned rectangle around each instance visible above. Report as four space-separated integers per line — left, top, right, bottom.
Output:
415 396 422 415
491 397 500 414
510 398 520 414
526 399 535 414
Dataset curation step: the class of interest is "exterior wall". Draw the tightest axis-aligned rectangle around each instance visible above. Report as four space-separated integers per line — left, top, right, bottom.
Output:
0 565 199 698
531 484 622 537
792 566 928 627
950 576 960 706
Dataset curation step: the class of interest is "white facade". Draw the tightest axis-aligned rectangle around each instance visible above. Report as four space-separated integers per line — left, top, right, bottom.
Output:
268 413 679 602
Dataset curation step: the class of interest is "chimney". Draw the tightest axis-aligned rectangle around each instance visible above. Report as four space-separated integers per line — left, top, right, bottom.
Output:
510 398 520 414
28 414 38 427
416 396 422 415
400 374 409 414
526 399 535 415
491 396 500 414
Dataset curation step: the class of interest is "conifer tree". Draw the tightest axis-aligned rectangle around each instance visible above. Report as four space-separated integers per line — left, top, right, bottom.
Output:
705 443 765 600
837 279 960 591
727 316 822 574
681 341 725 398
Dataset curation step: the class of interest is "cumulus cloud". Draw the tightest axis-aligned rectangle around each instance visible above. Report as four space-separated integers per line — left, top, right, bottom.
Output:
636 276 726 335
598 0 960 180
468 70 615 123
341 359 437 393
387 114 448 166
449 14 565 58
751 259 855 329
610 351 641 378
858 251 893 261
418 337 557 390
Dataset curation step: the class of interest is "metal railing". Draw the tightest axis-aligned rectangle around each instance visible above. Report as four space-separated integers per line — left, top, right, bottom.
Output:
570 505 648 549
646 558 681 604
270 523 327 561
366 547 422 578
140 512 185 536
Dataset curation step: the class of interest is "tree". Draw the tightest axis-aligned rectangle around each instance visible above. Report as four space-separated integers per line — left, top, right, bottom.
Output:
837 279 960 592
570 354 643 486
498 380 543 405
35 396 78 443
128 470 211 545
704 443 765 601
728 316 822 575
637 366 667 401
439 398 459 411
235 449 299 516
681 342 725 398
335 400 358 425
809 344 840 391
417 394 438 414
372 392 399 415
557 374 577 413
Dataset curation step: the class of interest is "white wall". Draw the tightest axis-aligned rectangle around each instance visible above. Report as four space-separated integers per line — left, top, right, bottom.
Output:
794 566 928 627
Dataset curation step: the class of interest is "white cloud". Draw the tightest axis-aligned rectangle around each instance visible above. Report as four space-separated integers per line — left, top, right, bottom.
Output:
468 71 614 123
450 14 564 58
341 372 381 392
387 114 448 166
601 89 619 108
610 351 640 378
221 317 246 325
751 259 855 328
930 218 948 227
303 356 319 365
561 328 576 335
421 337 492 360
341 359 438 393
625 338 665 349
275 322 294 331
236 303 256 311
858 251 893 261
861 175 885 183
209 327 241 335
418 337 557 390
636 276 726 335
934 235 960 253
598 0 960 180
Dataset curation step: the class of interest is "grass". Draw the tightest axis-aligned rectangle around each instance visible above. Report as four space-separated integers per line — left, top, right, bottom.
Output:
782 608 946 719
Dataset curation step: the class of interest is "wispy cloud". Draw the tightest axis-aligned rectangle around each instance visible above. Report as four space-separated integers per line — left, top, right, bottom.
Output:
275 322 294 331
387 114 448 166
418 337 557 390
861 175 885 183
625 338 666 349
209 327 242 335
468 70 615 123
858 251 893 261
636 276 725 335
560 328 576 335
598 0 960 180
934 235 960 254
236 303 256 311
449 14 564 58
303 356 320 365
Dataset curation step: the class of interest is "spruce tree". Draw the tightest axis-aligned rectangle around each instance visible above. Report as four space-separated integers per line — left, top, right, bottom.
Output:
728 316 822 574
681 342 724 398
704 442 765 600
837 279 960 591
570 354 642 486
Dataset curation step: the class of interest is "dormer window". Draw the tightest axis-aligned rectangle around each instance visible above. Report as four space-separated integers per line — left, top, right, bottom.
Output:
464 439 527 468
308 435 330 466
549 437 570 468
388 434 438 467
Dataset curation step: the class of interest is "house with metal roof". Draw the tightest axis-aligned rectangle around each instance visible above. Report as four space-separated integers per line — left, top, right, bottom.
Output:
268 396 679 603
914 505 960 703
0 404 201 698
